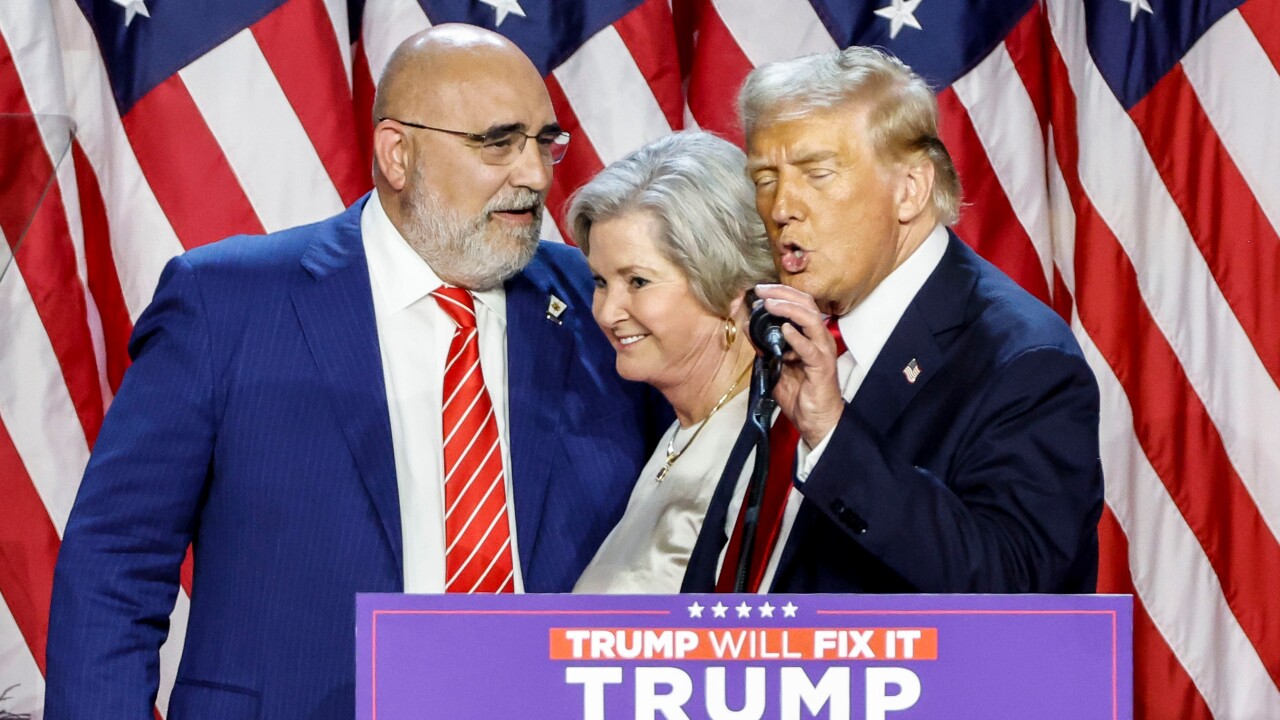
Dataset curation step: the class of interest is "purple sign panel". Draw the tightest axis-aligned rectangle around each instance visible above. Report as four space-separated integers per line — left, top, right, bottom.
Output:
356 593 1131 720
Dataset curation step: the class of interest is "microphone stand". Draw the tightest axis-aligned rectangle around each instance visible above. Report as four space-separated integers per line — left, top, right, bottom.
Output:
732 352 781 593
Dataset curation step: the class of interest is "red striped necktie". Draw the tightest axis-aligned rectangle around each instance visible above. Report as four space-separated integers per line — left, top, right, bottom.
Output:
716 315 848 592
432 286 515 594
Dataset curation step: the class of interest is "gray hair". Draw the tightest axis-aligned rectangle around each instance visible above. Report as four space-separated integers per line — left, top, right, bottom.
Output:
567 131 774 316
739 46 961 225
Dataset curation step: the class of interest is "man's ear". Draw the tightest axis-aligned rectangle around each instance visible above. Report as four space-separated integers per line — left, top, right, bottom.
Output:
896 156 935 224
373 122 410 191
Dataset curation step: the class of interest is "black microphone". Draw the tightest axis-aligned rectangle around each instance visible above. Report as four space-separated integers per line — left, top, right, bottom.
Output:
749 303 790 358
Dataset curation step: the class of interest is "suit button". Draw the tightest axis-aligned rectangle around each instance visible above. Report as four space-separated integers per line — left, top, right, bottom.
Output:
830 500 868 534
847 513 869 534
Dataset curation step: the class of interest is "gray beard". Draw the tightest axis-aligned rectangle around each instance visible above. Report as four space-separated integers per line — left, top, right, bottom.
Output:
399 176 543 291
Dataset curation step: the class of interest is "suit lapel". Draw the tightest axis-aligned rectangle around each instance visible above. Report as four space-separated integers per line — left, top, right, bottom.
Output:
291 195 403 576
847 232 976 437
846 303 943 437
505 248 576 576
773 233 977 586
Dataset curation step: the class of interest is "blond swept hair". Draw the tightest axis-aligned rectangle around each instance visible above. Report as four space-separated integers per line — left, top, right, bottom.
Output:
739 46 962 225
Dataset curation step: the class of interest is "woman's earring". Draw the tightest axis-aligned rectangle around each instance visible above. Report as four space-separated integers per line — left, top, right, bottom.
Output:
723 319 738 348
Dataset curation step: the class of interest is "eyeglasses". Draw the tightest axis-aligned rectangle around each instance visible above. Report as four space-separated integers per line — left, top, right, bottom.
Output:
378 116 571 165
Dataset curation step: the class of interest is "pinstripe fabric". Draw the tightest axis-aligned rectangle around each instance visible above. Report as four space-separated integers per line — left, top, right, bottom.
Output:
44 197 666 719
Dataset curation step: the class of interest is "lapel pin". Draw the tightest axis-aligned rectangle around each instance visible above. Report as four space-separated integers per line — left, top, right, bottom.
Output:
546 294 567 325
902 358 922 384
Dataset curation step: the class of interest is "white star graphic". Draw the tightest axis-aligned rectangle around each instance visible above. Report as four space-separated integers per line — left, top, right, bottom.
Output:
479 0 527 26
781 602 799 618
112 0 150 27
1119 0 1154 21
711 602 728 619
758 602 776 618
873 0 924 40
687 602 704 618
735 602 753 618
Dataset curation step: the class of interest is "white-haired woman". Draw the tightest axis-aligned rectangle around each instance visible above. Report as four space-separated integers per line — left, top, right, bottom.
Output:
570 131 775 593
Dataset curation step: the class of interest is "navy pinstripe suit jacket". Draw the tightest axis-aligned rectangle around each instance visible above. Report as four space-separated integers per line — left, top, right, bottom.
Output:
46 195 664 719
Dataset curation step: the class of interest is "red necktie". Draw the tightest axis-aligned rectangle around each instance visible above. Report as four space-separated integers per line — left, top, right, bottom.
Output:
716 316 847 592
827 315 849 356
432 287 515 593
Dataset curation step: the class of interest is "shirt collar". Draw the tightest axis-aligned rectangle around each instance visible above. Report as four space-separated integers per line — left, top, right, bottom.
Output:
835 224 948 369
361 188 507 320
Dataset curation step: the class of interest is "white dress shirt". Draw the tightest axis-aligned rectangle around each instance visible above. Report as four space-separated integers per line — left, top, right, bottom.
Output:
361 191 524 593
720 224 950 591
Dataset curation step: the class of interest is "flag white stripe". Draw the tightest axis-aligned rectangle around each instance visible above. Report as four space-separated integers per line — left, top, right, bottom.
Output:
552 25 671 164
181 30 345 234
156 588 192 718
0 259 91 534
0 595 44 720
539 210 565 243
710 0 838 65
1081 326 1280 719
952 43 1055 289
1046 0 1280 539
1182 10 1280 237
1047 154 1280 717
0 1 111 410
359 0 431 81
50 0 185 318
321 0 353 88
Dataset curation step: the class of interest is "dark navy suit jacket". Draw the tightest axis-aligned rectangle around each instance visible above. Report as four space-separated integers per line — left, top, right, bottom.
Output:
684 233 1103 594
46 195 664 719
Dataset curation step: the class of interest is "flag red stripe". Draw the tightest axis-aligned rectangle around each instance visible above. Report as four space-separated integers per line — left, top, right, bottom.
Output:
253 0 369 207
1003 4 1051 137
0 418 60 676
1240 0 1280 73
15 190 104 445
0 48 105 445
544 74 604 238
1096 508 1215 720
73 142 132 394
1045 38 1280 688
1127 64 1280 386
123 75 266 250
684 0 752 145
937 88 1052 304
613 0 686 132
352 39 377 181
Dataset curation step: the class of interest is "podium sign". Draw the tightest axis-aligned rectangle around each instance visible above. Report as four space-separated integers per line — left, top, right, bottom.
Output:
356 593 1131 720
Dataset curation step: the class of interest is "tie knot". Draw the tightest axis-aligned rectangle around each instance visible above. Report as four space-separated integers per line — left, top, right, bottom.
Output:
826 315 848 357
432 286 477 329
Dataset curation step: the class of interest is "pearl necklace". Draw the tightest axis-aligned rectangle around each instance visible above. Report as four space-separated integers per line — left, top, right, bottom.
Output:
654 365 751 483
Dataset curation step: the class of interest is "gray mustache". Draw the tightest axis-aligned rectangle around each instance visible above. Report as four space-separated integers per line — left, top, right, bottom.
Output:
485 189 545 215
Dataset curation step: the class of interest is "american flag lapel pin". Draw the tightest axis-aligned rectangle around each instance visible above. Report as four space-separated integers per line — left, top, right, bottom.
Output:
902 358 922 384
546 294 567 325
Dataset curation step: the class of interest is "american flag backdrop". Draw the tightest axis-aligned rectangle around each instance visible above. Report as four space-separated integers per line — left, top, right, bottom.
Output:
1 0 1277 717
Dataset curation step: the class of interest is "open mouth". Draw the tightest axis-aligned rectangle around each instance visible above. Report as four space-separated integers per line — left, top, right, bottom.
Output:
490 204 541 223
616 333 649 347
779 241 810 274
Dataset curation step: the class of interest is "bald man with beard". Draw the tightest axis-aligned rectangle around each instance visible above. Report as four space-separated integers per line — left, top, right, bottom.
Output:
46 26 665 720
